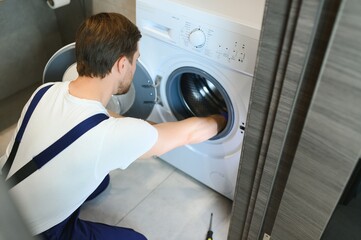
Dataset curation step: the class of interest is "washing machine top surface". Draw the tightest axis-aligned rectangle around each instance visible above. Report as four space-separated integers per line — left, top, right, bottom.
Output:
139 0 265 30
171 0 265 28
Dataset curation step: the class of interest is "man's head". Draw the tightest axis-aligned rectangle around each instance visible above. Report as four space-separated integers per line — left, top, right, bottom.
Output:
75 13 142 79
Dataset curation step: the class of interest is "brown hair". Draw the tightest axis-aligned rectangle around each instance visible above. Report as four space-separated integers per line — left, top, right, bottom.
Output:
75 12 142 78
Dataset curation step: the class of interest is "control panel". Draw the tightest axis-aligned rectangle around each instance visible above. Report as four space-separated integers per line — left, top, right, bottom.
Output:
137 1 260 76
180 21 258 75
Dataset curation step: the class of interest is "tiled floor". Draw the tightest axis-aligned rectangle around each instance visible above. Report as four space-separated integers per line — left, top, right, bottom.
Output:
0 124 232 240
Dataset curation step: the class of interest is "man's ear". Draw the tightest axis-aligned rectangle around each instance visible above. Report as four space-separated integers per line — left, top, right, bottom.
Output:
116 56 127 72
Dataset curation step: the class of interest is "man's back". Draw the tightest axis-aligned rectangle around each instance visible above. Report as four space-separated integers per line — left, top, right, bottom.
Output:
1 81 157 235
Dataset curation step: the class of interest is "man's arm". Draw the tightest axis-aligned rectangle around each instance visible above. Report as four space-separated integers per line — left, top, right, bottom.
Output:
139 115 226 159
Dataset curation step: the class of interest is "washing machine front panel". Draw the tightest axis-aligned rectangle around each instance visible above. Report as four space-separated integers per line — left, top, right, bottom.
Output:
136 0 262 199
137 36 253 200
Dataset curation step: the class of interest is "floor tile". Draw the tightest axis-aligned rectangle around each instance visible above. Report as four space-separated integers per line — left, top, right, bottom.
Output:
118 169 232 240
79 157 176 225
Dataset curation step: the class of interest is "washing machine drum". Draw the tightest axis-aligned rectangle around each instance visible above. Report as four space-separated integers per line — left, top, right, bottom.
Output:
166 67 231 120
166 67 233 139
180 73 227 117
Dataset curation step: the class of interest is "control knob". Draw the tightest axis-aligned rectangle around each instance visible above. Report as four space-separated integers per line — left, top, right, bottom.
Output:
189 28 206 48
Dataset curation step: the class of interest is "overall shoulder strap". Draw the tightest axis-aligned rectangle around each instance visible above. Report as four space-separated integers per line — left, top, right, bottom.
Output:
6 113 109 189
1 84 54 178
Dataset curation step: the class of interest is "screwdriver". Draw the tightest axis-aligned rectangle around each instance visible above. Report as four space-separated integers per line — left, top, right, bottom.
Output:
206 213 213 240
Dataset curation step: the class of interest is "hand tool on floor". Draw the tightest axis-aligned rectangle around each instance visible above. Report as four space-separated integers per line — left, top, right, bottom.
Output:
206 213 213 240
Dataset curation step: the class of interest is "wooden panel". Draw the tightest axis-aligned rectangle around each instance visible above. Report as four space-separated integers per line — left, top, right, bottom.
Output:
229 0 293 239
251 0 341 238
271 0 361 238
248 0 324 238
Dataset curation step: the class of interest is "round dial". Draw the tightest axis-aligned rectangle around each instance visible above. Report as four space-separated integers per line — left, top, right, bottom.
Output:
189 28 206 48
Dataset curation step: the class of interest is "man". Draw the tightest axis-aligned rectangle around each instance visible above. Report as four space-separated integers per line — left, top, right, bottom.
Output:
0 13 226 239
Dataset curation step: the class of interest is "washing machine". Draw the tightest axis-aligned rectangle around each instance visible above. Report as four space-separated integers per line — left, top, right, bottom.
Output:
134 0 265 200
43 0 264 200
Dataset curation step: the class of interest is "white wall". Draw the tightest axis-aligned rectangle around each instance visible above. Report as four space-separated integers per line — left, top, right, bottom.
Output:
91 0 136 23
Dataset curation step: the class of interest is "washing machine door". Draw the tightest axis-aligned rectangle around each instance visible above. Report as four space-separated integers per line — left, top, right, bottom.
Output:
42 42 156 119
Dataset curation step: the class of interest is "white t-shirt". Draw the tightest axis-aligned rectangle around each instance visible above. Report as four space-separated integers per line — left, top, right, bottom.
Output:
0 82 158 235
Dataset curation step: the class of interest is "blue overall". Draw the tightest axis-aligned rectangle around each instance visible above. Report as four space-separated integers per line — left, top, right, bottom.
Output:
39 174 147 240
2 84 147 240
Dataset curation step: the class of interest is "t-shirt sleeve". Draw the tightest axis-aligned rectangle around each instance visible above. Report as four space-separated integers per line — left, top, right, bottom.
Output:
96 117 158 174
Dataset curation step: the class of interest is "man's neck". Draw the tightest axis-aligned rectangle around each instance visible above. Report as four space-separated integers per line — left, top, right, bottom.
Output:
68 76 113 107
